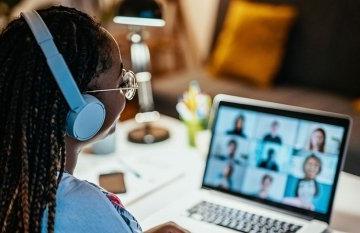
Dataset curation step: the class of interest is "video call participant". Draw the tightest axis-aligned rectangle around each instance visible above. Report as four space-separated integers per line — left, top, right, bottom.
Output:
258 148 279 172
283 154 322 210
219 163 234 190
258 174 273 199
227 114 247 138
263 120 282 145
309 128 326 153
215 139 238 161
0 6 185 233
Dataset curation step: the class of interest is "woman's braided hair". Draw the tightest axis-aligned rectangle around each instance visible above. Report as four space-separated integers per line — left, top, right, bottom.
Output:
0 6 112 233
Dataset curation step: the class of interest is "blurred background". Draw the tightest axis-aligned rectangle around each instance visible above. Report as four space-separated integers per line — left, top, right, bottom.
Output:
1 0 359 175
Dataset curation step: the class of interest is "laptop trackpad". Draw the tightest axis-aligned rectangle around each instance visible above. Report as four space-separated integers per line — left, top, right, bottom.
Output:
298 220 327 233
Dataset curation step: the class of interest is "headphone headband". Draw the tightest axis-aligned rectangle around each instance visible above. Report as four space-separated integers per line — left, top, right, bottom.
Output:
21 10 106 140
21 10 86 111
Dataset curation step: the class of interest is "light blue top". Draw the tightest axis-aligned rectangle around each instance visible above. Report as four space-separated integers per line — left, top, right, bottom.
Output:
41 173 142 233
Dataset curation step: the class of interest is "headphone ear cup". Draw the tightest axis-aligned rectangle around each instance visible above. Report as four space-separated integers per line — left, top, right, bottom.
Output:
66 94 105 141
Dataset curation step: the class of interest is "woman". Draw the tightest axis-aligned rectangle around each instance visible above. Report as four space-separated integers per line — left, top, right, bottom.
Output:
218 163 234 190
302 154 322 181
308 128 326 153
0 6 186 233
258 174 273 199
283 154 322 210
227 115 246 138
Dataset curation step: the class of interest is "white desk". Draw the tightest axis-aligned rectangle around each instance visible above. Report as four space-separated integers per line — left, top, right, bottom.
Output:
75 115 360 233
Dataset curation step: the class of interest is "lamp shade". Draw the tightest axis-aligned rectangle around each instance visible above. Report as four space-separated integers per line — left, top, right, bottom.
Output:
113 0 165 27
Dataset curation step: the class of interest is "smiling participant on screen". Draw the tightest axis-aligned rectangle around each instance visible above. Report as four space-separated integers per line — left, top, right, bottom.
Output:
283 154 322 211
309 128 326 153
258 174 273 199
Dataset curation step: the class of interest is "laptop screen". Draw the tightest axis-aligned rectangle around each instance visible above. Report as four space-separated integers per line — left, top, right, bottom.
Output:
202 99 350 222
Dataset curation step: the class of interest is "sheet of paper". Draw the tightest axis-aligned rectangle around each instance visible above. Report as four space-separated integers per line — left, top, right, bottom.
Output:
74 150 186 205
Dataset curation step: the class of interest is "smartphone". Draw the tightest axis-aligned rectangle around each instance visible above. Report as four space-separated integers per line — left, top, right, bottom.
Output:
99 172 126 194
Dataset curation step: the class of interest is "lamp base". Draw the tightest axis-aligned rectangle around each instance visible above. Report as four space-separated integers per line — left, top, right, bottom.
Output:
127 123 169 144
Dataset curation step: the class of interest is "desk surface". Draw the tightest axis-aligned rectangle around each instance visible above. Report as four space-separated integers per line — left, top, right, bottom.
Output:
75 115 360 233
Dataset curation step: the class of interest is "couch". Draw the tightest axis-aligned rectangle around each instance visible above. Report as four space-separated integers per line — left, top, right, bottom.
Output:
152 0 360 176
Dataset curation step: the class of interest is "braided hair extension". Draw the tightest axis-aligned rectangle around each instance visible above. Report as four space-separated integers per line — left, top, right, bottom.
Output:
0 6 112 233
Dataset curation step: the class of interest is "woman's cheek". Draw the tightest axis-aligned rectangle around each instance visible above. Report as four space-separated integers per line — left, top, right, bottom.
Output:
108 92 125 119
118 93 126 115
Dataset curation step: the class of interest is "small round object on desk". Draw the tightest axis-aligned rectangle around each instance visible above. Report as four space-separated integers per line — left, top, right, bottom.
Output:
128 123 170 144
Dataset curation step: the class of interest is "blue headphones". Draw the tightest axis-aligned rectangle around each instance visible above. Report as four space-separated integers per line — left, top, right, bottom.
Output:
21 10 106 141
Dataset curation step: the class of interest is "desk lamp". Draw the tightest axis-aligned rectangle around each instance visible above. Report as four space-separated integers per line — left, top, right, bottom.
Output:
114 0 169 144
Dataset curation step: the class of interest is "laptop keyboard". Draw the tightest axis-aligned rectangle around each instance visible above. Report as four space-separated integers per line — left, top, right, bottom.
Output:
187 201 302 233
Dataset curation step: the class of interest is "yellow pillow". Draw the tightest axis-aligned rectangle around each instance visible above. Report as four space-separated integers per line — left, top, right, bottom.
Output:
354 99 360 113
210 0 297 87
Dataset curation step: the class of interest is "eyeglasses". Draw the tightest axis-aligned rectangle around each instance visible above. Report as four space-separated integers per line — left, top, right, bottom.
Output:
86 69 138 100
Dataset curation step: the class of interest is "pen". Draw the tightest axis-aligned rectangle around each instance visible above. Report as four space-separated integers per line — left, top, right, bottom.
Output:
118 157 142 178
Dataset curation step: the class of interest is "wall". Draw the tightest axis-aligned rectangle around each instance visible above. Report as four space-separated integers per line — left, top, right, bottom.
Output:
180 0 219 62
11 0 219 62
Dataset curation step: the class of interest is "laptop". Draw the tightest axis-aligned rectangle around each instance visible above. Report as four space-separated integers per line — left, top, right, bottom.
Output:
144 94 352 233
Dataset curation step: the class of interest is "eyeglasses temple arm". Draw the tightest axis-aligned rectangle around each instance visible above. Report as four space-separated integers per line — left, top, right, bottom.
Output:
85 87 138 93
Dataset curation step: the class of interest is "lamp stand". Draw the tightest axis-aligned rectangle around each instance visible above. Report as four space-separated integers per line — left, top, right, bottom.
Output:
127 29 169 144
